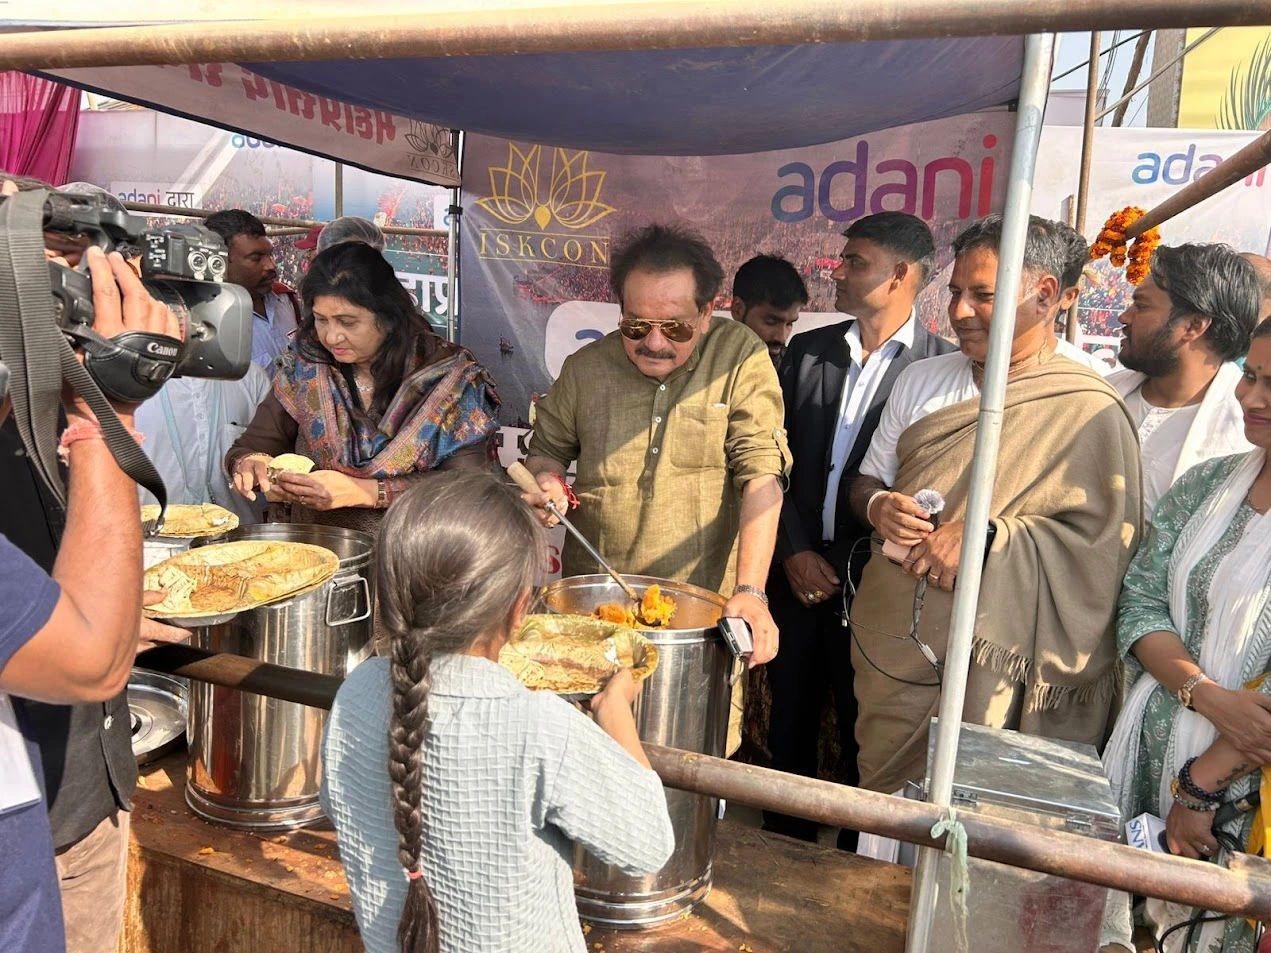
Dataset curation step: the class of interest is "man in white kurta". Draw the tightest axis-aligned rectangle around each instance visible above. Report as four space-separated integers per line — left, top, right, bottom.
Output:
1110 244 1262 521
134 365 272 526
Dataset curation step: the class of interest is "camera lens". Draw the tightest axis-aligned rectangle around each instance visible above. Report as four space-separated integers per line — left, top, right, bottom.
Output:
208 255 227 279
188 251 208 275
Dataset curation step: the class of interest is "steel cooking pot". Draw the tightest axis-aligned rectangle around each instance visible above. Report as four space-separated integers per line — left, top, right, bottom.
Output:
541 574 730 927
184 524 375 830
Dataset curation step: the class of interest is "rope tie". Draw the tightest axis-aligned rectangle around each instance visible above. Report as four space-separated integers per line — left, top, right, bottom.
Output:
930 807 971 953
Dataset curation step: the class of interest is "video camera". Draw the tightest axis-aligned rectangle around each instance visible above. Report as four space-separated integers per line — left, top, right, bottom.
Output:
0 189 252 403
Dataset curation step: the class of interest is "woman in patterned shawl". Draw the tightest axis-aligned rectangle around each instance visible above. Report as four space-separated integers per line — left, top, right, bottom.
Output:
1102 320 1271 953
227 241 499 536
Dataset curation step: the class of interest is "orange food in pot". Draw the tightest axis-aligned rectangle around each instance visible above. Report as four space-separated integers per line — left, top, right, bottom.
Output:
592 585 677 628
594 603 635 626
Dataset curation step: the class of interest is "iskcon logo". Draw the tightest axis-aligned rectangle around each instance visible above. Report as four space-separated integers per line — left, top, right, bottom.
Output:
476 144 616 268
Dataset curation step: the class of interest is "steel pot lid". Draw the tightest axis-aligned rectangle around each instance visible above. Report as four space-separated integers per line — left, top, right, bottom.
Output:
128 669 188 765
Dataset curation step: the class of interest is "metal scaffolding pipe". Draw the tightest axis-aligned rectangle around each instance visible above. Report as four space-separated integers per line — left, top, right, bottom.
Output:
1 2 1270 71
1066 31 1102 344
905 32 1056 953
121 200 447 238
647 746 1271 921
1125 129 1271 239
133 644 1271 922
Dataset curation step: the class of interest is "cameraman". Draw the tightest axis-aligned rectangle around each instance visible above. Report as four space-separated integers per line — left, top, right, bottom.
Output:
0 231 181 953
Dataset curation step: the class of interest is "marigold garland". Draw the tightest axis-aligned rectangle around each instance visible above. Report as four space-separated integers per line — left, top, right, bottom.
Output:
1089 206 1161 285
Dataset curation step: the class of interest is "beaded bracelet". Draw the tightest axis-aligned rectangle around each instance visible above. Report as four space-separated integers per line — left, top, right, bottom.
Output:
1178 757 1226 804
1170 777 1218 813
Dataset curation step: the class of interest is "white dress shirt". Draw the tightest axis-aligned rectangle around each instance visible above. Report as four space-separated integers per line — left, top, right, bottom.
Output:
822 313 917 541
858 351 979 488
134 365 272 525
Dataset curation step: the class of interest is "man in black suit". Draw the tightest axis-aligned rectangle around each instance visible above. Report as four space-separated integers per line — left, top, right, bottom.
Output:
765 211 956 846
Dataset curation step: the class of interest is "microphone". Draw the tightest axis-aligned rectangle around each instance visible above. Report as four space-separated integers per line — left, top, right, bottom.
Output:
882 488 946 564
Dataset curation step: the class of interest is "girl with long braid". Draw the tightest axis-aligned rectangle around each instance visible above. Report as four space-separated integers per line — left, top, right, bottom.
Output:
321 471 673 953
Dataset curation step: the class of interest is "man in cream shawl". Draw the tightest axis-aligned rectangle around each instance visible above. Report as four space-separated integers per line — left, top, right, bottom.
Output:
844 215 1143 802
1111 244 1259 525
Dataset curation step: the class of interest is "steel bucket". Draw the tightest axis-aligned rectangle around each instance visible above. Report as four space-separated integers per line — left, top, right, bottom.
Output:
185 524 375 830
541 574 730 928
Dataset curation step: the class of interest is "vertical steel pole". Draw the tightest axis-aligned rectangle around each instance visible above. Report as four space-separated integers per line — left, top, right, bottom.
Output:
1066 31 1101 344
334 162 344 217
445 130 464 343
903 32 1057 953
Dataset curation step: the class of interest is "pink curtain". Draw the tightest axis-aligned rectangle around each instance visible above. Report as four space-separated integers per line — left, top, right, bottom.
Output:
0 72 81 186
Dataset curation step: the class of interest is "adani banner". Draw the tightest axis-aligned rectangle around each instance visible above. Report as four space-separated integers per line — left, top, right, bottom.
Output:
1031 125 1271 358
459 113 1016 424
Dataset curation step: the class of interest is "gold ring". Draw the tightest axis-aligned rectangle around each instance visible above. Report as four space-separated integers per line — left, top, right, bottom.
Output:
813 590 827 600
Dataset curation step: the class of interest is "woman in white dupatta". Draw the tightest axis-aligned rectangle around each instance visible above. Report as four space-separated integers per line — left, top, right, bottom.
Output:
1102 322 1271 953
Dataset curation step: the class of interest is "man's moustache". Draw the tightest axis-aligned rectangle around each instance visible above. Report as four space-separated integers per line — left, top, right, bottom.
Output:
636 346 676 360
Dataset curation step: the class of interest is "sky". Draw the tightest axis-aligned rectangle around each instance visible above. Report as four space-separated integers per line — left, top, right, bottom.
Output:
1050 30 1159 128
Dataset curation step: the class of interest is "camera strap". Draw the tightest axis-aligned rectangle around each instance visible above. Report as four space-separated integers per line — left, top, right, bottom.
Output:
0 189 168 515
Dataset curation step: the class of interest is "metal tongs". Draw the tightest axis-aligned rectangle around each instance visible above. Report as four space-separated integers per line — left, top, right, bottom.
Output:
507 463 642 608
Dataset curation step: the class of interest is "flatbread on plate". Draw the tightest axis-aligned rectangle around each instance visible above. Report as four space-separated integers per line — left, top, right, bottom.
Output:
143 540 339 619
499 614 659 696
141 503 239 539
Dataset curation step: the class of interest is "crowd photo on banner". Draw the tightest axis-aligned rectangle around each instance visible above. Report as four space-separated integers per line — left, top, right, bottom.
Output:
5 51 1271 953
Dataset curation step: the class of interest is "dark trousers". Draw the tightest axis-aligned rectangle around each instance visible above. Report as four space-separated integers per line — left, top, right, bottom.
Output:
763 563 859 849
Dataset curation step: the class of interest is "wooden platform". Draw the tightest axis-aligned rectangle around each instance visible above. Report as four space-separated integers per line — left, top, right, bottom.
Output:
121 754 910 953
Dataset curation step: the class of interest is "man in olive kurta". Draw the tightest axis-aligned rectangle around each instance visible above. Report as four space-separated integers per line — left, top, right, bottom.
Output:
524 225 791 683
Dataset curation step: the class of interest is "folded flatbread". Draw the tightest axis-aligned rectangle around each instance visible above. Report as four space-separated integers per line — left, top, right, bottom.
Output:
265 453 317 504
267 453 316 480
141 503 239 539
143 540 339 619
499 614 659 695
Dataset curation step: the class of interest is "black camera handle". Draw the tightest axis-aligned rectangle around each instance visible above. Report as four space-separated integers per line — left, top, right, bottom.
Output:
0 189 167 522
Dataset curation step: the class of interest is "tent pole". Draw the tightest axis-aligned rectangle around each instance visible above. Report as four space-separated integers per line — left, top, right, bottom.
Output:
1124 129 1271 238
903 32 1055 953
446 186 459 343
334 163 344 217
0 3 1268 70
445 130 464 344
1065 30 1101 345
1111 30 1153 127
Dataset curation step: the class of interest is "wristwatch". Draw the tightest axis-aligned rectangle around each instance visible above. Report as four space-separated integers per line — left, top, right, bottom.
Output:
733 584 769 606
1177 672 1211 711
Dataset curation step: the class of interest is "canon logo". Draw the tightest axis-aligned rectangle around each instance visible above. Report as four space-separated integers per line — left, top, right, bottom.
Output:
145 341 180 358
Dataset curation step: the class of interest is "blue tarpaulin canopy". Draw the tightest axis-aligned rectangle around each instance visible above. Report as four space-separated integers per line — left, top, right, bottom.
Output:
14 14 1026 179
246 38 1023 156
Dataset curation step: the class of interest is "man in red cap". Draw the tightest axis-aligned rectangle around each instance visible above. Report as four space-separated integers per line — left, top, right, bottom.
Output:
295 225 324 265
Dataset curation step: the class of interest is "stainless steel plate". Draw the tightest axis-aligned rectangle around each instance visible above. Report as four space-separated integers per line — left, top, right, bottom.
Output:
128 670 189 765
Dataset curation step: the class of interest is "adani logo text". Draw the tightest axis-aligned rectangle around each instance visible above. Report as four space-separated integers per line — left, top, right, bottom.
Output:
475 144 616 269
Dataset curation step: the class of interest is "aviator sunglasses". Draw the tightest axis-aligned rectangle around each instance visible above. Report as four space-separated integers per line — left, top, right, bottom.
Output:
618 318 698 343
